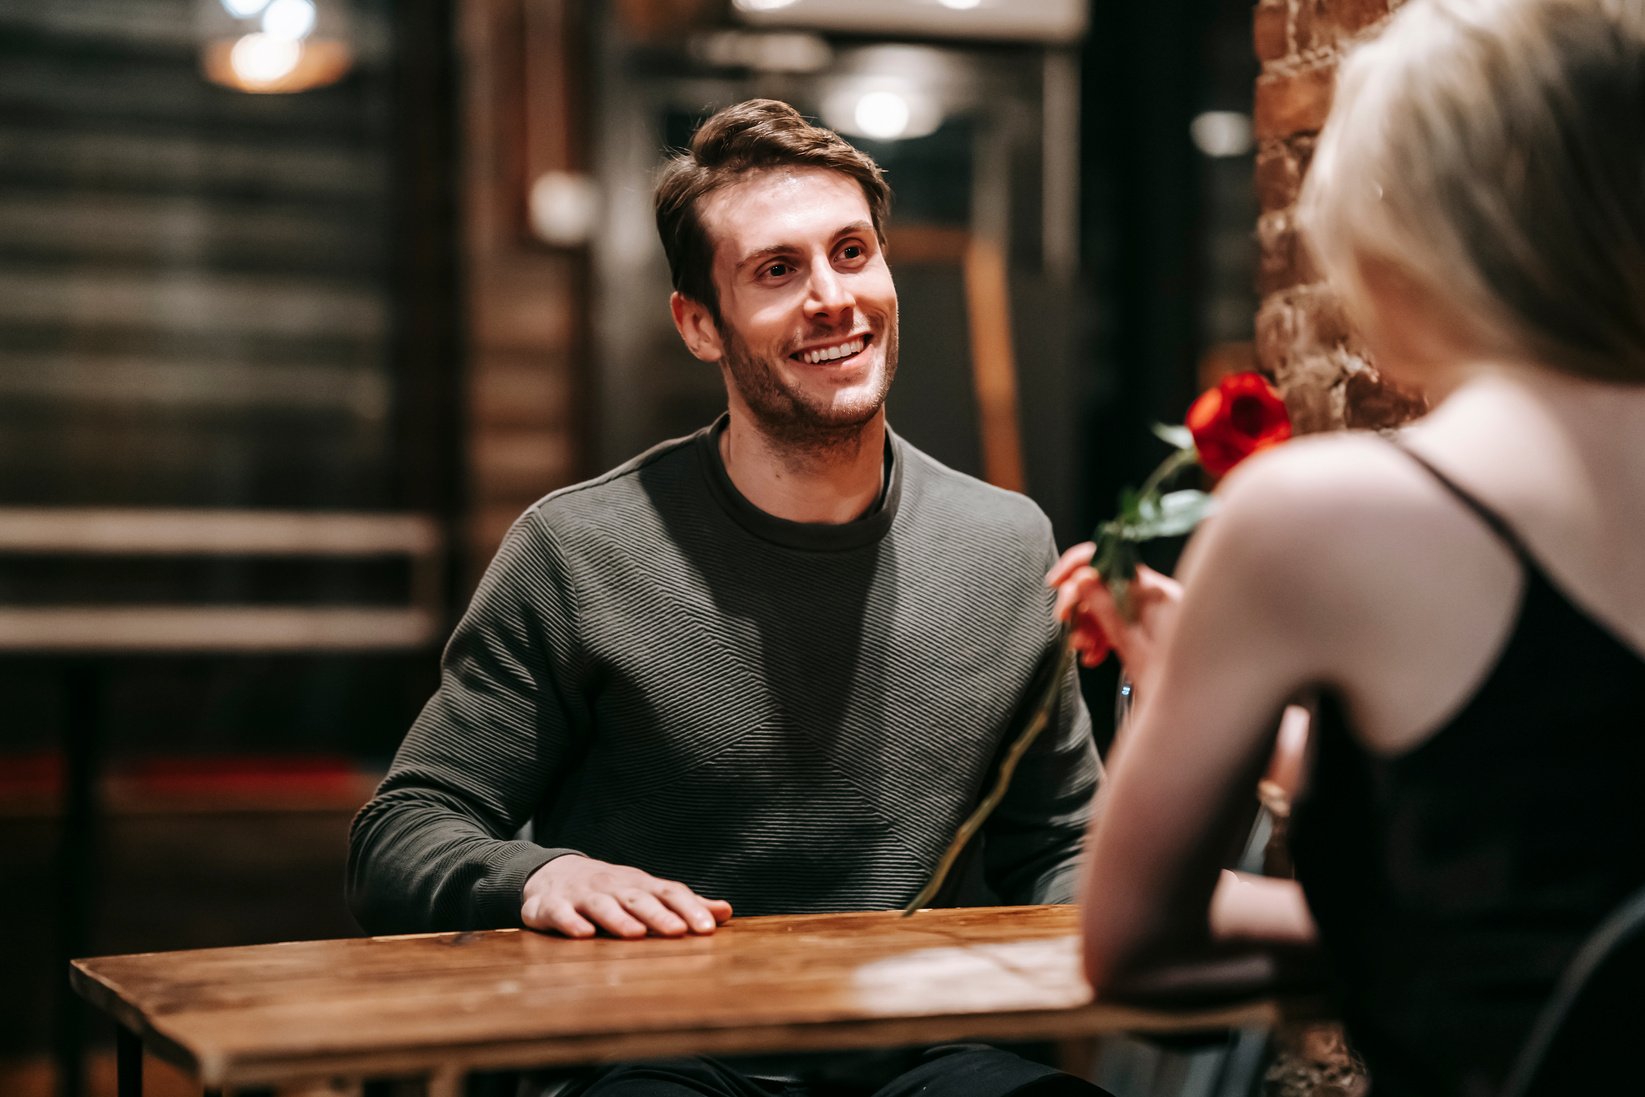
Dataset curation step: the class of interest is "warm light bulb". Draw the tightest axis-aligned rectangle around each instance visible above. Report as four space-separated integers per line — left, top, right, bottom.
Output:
853 92 912 141
221 0 270 17
230 33 301 84
261 0 316 40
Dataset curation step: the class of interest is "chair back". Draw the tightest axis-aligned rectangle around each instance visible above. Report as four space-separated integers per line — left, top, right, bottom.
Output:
1500 883 1645 1097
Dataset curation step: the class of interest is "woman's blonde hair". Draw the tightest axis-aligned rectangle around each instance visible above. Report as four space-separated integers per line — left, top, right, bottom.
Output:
1298 0 1645 382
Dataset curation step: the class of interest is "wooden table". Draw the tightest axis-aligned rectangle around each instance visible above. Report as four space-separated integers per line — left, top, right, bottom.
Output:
71 905 1282 1097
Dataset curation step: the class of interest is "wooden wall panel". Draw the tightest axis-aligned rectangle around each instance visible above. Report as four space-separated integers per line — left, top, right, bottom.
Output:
0 0 400 510
457 0 591 579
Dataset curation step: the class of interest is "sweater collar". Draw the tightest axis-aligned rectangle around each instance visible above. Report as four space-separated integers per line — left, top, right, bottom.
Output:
696 413 902 551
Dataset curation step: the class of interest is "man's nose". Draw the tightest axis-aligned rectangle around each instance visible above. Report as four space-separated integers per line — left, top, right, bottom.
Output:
805 265 855 319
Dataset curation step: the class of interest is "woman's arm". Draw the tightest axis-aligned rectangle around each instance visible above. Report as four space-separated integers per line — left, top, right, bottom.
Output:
1211 871 1315 947
1059 451 1343 990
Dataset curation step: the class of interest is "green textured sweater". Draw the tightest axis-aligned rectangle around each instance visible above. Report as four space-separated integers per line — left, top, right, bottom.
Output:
348 418 1098 934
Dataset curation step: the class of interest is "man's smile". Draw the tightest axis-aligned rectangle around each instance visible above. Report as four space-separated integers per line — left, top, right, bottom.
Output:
790 332 873 366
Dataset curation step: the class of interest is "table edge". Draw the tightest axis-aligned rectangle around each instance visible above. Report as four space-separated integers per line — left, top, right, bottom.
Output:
195 998 1284 1088
69 959 206 1078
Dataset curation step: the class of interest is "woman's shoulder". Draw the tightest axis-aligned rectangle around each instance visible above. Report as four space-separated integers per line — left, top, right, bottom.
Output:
1225 427 1419 493
1188 429 1522 650
1202 430 1461 565
1186 428 1529 722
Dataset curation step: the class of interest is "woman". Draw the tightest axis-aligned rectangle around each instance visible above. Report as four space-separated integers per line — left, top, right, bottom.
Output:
1051 1 1645 1093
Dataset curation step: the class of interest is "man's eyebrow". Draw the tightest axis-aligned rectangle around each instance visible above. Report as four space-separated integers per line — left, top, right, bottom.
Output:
733 222 877 272
734 243 797 273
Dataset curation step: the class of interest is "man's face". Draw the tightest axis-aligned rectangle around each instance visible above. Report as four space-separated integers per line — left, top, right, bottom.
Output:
676 167 899 446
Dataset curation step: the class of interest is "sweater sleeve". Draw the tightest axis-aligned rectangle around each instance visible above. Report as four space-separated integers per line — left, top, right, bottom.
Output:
347 513 587 933
981 538 1101 907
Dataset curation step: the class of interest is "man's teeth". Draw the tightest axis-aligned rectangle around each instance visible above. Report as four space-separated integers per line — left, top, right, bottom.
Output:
800 337 865 365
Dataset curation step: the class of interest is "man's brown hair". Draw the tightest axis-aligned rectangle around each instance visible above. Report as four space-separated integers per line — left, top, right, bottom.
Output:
653 99 891 320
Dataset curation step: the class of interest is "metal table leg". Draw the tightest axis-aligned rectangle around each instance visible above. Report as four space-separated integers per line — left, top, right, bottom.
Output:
57 659 105 1097
116 1025 142 1097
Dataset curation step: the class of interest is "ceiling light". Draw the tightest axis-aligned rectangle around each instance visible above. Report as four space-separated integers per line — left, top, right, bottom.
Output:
823 84 943 143
199 0 353 94
1190 111 1254 158
853 91 912 140
262 0 316 40
229 33 301 85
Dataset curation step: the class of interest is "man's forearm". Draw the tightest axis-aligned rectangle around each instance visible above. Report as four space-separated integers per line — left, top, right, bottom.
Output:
347 786 570 933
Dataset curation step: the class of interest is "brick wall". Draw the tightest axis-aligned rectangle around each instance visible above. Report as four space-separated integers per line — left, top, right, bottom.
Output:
1252 0 1426 433
1249 8 1427 1093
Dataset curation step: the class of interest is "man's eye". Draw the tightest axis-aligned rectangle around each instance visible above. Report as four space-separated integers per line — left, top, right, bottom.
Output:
764 263 792 278
840 245 864 261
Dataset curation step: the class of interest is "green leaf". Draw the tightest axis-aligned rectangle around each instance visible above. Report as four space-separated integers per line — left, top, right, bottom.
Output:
1148 490 1218 537
1151 422 1194 451
1111 490 1217 540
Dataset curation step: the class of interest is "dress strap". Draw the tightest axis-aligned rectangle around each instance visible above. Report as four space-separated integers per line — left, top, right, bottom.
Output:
1384 435 1536 563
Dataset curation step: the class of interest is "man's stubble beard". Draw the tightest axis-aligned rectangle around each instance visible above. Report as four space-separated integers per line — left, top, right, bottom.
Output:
719 309 900 460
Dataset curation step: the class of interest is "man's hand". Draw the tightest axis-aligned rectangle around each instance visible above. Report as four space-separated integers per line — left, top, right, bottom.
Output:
521 854 733 939
1046 544 1183 696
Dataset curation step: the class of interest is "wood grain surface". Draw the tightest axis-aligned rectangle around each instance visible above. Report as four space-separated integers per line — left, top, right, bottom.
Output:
71 905 1279 1090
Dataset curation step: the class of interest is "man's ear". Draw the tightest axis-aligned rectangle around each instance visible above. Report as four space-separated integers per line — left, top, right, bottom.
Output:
670 292 724 363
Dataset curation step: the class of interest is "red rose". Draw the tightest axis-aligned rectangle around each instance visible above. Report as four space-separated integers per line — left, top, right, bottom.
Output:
1186 372 1291 476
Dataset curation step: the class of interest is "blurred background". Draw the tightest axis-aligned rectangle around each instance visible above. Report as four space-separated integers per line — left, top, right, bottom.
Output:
0 0 1266 1093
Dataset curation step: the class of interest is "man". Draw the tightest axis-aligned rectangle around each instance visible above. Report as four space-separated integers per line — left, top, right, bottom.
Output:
349 99 1103 1097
